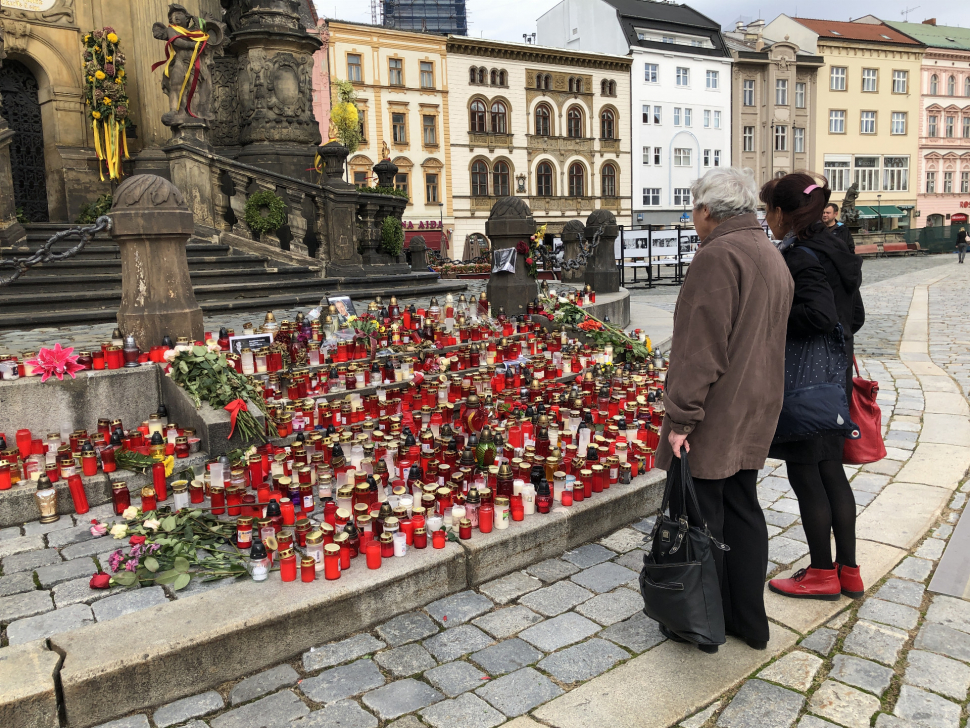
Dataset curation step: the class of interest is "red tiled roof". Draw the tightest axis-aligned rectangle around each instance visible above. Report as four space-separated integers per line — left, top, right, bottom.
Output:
793 18 921 44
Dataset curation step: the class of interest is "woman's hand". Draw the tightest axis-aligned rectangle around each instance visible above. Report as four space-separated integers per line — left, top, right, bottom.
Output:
668 430 690 458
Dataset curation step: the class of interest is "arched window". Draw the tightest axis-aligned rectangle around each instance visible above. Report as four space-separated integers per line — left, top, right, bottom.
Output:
469 67 477 84
948 75 956 95
601 109 615 139
470 100 487 132
567 107 583 138
498 70 507 86
931 74 939 94
471 161 489 196
568 163 585 197
490 101 507 134
490 69 498 85
966 77 970 96
535 104 551 136
493 161 510 196
609 80 616 96
477 67 486 84
600 79 607 95
536 162 553 196
601 164 616 197
544 74 552 90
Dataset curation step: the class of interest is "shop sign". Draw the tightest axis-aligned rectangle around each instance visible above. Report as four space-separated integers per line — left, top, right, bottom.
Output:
403 220 441 230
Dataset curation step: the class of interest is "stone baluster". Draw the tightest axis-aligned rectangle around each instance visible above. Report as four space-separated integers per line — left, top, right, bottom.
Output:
312 194 330 267
358 199 383 265
211 168 232 233
227 170 253 240
285 188 308 256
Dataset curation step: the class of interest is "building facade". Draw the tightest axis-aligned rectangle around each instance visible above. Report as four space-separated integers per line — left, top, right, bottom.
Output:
445 37 631 254
764 16 923 230
327 21 453 250
382 0 467 37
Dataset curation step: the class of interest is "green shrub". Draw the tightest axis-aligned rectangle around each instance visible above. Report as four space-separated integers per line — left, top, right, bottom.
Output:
75 194 113 224
380 215 404 257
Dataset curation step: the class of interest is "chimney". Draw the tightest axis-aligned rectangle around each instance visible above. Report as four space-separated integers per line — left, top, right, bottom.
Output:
735 21 744 32
923 18 937 26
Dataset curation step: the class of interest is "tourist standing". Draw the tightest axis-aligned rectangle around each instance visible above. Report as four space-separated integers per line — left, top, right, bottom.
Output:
956 227 968 264
822 203 855 253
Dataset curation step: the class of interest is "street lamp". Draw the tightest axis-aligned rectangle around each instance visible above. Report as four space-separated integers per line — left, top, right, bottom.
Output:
876 193 883 233
769 121 775 182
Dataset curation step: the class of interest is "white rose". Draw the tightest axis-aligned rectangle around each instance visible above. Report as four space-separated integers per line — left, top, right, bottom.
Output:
162 349 178 363
121 506 139 520
109 523 128 539
143 518 161 531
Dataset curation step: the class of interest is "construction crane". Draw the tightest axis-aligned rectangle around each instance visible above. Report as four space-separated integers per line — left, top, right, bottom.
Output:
371 0 382 25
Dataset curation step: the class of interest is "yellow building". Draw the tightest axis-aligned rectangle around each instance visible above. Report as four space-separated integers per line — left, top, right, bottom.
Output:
764 15 923 229
327 21 453 251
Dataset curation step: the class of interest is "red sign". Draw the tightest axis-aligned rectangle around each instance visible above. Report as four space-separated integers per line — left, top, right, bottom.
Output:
960 201 970 208
403 220 442 230
952 213 969 223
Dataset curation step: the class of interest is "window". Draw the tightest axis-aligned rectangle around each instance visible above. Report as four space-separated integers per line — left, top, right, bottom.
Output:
891 112 907 135
642 104 650 124
653 147 661 165
357 108 367 141
676 67 689 87
743 126 754 152
567 107 583 137
535 104 551 136
714 110 721 129
674 148 691 166
948 75 956 96
830 67 846 91
892 70 908 94
966 78 970 96
490 69 498 86
389 58 403 86
392 112 407 144
601 165 616 197
795 82 806 108
926 171 936 193
774 125 788 151
962 171 969 194
347 54 362 83
944 171 954 193
642 146 651 164
493 161 510 197
706 70 719 89
674 188 692 206
601 109 615 139
829 110 845 133
536 162 553 196
860 111 876 135
713 150 721 167
471 161 489 196
684 108 692 127
883 156 909 191
743 79 755 106
644 63 658 83
703 149 711 167
490 101 507 134
420 61 434 89
673 107 681 126
824 161 849 192
425 173 438 203
775 79 788 106
862 68 877 92
946 116 955 138
469 67 478 84
653 105 662 124
928 115 938 137
394 173 409 198
498 70 507 86
478 68 486 84
703 109 711 128
422 115 437 145
931 74 939 94
470 100 486 132
965 117 970 138
853 156 880 191
642 188 661 206
568 163 584 197
353 171 368 185
794 127 805 153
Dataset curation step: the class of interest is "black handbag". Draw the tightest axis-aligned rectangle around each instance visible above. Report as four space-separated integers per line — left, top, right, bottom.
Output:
640 450 727 647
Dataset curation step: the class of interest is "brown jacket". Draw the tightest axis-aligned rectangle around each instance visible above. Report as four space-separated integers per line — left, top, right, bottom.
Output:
656 213 794 480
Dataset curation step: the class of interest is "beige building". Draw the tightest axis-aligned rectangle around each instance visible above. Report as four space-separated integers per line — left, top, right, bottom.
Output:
327 21 453 250
445 37 631 256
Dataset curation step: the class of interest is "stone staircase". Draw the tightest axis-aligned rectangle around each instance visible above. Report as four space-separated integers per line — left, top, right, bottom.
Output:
0 224 464 330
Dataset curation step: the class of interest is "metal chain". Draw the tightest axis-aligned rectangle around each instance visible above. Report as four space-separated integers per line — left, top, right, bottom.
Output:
427 249 490 267
0 216 112 286
532 221 606 272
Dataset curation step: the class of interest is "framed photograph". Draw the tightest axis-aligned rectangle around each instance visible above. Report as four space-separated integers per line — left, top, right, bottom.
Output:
228 333 274 356
328 296 357 322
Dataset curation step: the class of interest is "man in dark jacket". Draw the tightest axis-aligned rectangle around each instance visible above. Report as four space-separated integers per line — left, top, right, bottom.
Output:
822 203 855 253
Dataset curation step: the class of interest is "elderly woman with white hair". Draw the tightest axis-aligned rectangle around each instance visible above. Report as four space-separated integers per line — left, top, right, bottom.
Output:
655 167 794 652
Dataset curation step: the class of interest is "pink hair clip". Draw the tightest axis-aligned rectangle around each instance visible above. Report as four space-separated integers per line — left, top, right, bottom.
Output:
803 184 819 195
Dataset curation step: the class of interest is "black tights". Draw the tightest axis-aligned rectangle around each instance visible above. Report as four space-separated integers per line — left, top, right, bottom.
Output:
785 460 856 570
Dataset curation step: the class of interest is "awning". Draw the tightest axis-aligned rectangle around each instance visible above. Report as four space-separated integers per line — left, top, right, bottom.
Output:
857 205 907 219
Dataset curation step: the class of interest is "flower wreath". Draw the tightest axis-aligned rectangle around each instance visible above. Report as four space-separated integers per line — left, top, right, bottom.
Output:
82 28 131 181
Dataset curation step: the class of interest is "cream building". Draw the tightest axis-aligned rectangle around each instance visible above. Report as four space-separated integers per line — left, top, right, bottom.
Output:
327 21 453 251
445 37 631 255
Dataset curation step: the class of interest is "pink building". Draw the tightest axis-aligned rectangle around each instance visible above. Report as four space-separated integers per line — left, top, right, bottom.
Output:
309 19 332 143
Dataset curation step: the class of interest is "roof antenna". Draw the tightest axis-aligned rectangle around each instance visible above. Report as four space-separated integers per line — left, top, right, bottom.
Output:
900 5 920 21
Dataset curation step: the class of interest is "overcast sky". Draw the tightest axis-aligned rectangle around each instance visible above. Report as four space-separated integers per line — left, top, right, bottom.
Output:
316 0 970 40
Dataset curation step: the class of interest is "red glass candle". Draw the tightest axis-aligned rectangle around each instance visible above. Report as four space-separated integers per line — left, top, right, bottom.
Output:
337 537 352 570
478 503 494 533
459 518 472 539
0 460 10 491
189 480 205 503
280 498 296 526
67 474 89 514
210 484 226 515
591 465 607 494
366 541 382 569
141 486 157 512
324 544 341 579
227 486 243 516
279 548 297 582
100 447 117 473
413 527 428 549
432 530 447 549
152 462 167 501
92 350 106 370
301 556 316 582
16 429 31 460
112 482 131 514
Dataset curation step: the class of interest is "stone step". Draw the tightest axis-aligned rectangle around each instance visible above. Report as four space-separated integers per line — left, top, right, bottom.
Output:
2 242 236 261
0 266 321 292
15 254 281 274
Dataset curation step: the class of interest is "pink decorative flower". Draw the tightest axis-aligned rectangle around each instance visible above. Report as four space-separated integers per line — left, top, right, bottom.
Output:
89 521 108 537
26 343 85 382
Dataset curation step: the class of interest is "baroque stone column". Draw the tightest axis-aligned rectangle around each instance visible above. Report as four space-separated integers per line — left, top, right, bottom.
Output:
486 197 537 317
111 175 204 349
559 219 586 284
583 209 620 294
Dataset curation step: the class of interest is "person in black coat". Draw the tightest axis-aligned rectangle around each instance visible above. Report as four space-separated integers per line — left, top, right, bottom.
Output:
956 227 968 264
822 202 855 253
759 173 866 602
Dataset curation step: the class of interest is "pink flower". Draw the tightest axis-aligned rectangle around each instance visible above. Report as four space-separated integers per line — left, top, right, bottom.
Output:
25 343 85 383
90 573 111 589
90 521 108 537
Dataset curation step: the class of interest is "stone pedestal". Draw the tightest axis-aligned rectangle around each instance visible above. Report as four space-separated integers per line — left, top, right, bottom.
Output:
0 122 26 246
486 197 537 317
409 235 429 270
374 158 397 188
583 209 620 295
165 139 219 238
111 175 204 349
559 219 586 284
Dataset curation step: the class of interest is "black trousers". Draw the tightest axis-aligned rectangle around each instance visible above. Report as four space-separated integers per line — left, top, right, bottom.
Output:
670 468 770 643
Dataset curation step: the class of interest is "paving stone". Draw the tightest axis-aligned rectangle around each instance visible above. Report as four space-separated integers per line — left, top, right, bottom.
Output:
153 691 224 728
827 611 852 629
680 702 722 728
91 716 150 728
6 602 94 645
610 549 645 573
1 547 61 574
362 678 444 720
903 650 970 701
35 557 97 588
376 611 439 647
933 524 954 539
91 585 168 622
303 634 386 672
876 579 925 608
858 598 920 631
768 537 810 565
299 659 385 703
914 538 946 561
893 685 961 728
472 605 543 639
230 665 300 706
211 690 310 728
22 519 75 536
599 528 647 552
385 718 426 728
422 624 493 662
914 622 970 662
631 516 656 534
800 627 838 656
561 543 616 568
524 558 580 583
0 535 45 559
715 679 804 728
763 511 799 528
758 650 823 691
294 700 377 728
375 643 438 677
475 667 563 717
425 660 490 697
599 612 666 653
782 525 807 543
926 594 970 635
0 526 22 540
470 637 543 675
0 588 53 626
850 473 891 493
425 590 494 627
46 523 99 548
892 557 934 583
52 576 130 608
518 580 593 616
771 499 803 516
570 562 638 593
853 490 877 507
518 612 601 652
809 680 881 728
420 692 505 728
0 571 37 597
843 620 909 666
829 655 895 696
574 587 645 626
478 571 542 605
536 637 627 683
59 537 113 560
952 492 967 510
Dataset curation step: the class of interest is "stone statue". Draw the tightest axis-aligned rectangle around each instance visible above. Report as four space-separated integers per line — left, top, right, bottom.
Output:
0 25 6 66
841 182 861 228
152 4 226 127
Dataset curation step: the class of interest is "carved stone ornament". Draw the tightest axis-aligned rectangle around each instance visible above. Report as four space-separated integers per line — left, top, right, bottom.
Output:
265 52 310 119
113 174 186 210
0 0 75 27
1 21 29 54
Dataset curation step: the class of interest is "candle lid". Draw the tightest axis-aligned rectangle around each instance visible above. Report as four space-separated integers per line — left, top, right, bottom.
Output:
301 556 316 567
278 547 295 559
141 486 156 497
324 543 340 555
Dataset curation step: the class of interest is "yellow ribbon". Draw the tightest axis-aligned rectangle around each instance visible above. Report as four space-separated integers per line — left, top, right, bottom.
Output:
92 120 105 182
164 25 210 114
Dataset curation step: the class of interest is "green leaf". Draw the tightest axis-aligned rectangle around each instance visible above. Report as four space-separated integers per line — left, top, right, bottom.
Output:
154 569 180 585
144 556 159 573
113 570 137 586
174 556 190 573
162 516 177 532
179 361 189 374
193 345 207 357
172 573 192 591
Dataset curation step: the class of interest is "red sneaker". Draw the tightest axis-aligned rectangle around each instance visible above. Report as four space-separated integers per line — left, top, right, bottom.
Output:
768 567 841 601
835 563 864 599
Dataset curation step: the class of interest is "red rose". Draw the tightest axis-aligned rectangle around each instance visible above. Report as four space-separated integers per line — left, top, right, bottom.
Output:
129 535 146 546
526 258 534 265
89 573 111 589
515 241 529 255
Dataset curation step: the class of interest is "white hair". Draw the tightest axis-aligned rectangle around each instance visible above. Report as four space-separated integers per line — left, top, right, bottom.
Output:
690 167 759 222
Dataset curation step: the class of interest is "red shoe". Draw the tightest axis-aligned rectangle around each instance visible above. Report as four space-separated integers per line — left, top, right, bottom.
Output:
835 563 864 599
768 567 841 601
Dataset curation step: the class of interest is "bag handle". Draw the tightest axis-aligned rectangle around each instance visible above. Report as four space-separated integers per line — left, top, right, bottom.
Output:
679 449 730 552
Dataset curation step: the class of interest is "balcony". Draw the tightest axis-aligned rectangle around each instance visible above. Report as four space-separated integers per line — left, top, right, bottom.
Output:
599 139 620 154
527 135 594 156
468 132 513 151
